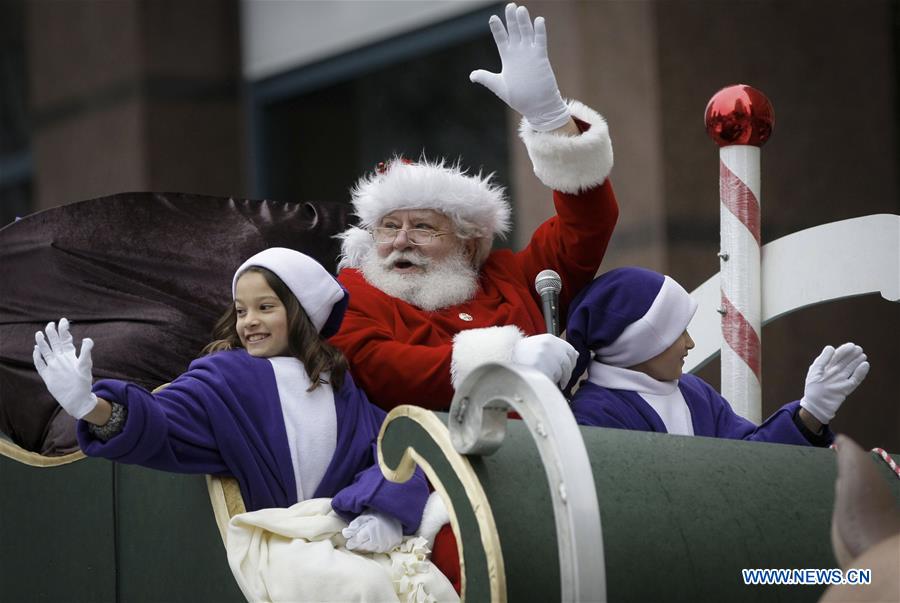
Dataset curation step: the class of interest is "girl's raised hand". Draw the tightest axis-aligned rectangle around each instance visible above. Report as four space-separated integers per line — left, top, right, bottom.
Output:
33 318 98 419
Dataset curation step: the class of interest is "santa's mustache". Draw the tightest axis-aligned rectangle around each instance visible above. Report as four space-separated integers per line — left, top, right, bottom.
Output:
380 250 431 270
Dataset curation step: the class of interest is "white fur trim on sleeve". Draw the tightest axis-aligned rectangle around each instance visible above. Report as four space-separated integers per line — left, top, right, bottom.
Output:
415 491 450 548
518 100 614 194
451 325 525 390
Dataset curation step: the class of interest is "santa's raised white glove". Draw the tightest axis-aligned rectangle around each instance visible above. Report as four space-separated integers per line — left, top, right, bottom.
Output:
799 342 870 424
32 318 98 420
511 333 577 388
342 510 403 554
470 3 570 131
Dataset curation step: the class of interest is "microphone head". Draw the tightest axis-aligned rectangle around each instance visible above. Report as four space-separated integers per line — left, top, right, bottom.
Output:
535 269 562 295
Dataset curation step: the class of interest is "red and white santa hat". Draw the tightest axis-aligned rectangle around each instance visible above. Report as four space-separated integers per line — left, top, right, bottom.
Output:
338 157 511 268
351 157 510 233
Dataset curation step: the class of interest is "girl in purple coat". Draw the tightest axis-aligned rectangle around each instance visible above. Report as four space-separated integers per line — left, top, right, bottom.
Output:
565 267 870 446
33 247 428 553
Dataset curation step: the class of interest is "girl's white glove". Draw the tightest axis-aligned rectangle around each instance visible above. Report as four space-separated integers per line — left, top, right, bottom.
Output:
470 3 571 131
32 318 98 419
342 510 403 554
511 333 577 389
799 343 870 424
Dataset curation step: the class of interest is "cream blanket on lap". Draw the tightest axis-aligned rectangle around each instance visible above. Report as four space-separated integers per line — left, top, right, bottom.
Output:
226 498 459 603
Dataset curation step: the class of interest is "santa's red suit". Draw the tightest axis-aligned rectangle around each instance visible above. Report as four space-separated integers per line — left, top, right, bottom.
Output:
331 100 618 412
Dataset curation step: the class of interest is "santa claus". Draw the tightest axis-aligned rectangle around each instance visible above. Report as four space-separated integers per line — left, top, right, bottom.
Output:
331 2 620 411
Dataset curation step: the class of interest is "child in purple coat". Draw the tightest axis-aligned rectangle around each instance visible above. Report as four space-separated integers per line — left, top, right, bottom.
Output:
33 247 428 553
565 267 869 446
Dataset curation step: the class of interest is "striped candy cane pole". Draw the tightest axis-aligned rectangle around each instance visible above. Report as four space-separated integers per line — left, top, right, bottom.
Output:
705 85 774 424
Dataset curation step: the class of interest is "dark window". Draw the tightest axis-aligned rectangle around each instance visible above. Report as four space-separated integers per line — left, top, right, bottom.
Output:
0 0 32 227
251 5 511 239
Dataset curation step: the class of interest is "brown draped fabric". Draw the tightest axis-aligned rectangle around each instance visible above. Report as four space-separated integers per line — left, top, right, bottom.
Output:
0 192 351 454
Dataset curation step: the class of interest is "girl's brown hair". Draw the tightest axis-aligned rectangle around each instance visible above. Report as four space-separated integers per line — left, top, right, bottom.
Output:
202 267 348 391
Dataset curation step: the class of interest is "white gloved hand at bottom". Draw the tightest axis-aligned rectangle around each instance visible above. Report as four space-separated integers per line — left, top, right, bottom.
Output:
799 342 870 424
511 333 577 388
32 318 98 419
342 510 403 553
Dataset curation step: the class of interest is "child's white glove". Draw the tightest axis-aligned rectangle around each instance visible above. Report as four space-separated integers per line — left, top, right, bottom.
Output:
469 3 570 131
799 343 869 424
32 318 98 419
511 333 577 389
342 510 403 553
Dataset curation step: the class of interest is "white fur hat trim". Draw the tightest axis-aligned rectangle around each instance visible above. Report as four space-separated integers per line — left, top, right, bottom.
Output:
349 157 511 237
335 226 373 271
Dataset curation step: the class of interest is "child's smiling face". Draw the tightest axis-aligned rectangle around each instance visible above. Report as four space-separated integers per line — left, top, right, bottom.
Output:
630 330 695 381
234 271 290 358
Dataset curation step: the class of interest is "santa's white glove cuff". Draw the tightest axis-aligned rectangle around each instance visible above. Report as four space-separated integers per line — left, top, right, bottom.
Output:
511 333 578 389
451 325 525 390
799 343 870 424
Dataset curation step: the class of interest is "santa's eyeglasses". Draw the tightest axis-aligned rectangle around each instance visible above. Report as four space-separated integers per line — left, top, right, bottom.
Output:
371 227 452 246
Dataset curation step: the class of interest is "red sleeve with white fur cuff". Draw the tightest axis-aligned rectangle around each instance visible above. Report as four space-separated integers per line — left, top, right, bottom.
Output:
518 100 614 194
451 325 525 390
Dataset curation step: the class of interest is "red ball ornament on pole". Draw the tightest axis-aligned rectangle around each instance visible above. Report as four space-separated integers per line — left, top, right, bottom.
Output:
704 85 775 148
704 84 774 424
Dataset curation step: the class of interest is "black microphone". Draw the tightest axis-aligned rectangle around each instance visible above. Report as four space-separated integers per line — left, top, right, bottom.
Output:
534 269 562 336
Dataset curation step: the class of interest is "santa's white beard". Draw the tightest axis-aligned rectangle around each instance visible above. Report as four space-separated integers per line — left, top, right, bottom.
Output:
360 247 479 311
